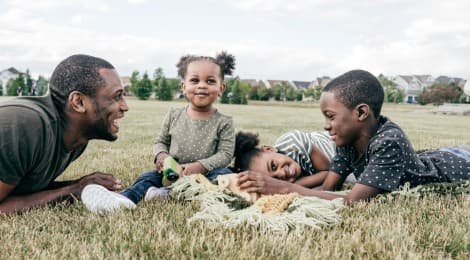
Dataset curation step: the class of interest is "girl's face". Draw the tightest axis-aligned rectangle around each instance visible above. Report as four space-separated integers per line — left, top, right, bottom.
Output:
181 60 226 111
248 151 302 182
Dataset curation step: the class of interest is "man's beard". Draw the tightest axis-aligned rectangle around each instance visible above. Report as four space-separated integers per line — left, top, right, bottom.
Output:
92 117 117 141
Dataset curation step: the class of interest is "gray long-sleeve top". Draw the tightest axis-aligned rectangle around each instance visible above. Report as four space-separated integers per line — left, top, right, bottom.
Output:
153 106 235 171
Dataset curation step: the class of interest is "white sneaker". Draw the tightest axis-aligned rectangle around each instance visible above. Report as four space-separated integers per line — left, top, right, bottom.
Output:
144 186 170 202
81 184 136 214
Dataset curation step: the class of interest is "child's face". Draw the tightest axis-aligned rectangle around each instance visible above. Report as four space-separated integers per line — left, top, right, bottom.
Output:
248 150 302 182
319 91 362 147
181 60 225 110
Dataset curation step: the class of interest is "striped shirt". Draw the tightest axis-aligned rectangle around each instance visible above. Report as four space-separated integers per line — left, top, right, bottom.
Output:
273 130 336 176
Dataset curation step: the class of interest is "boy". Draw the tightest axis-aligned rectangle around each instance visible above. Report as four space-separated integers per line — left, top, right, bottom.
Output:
238 70 470 203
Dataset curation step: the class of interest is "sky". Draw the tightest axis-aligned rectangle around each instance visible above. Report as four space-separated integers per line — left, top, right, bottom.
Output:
1 0 469 81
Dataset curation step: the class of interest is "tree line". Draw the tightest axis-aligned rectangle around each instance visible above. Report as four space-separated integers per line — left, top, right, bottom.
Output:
130 68 320 104
2 67 466 106
1 70 48 97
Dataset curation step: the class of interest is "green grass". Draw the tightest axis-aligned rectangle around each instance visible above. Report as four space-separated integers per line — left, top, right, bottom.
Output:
1 97 469 259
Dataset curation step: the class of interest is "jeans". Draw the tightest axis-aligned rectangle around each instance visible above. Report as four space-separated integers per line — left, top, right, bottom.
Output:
439 146 470 162
120 167 232 204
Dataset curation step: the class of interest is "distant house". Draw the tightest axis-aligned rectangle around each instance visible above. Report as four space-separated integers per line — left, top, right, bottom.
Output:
291 81 310 91
434 76 466 88
120 76 132 95
240 79 261 88
264 79 294 89
464 79 470 102
392 75 434 103
0 67 23 94
309 76 331 89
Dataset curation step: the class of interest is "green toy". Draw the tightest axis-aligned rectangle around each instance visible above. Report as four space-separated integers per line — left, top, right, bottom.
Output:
162 156 182 186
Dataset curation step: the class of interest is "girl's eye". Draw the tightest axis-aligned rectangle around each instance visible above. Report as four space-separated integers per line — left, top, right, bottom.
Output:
270 161 277 171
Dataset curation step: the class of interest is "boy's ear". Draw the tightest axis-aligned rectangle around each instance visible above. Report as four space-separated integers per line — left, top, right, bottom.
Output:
355 103 370 121
261 145 278 153
180 81 186 93
68 91 86 113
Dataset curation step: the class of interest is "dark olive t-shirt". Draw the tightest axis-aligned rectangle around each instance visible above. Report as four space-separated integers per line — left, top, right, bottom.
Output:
0 95 86 195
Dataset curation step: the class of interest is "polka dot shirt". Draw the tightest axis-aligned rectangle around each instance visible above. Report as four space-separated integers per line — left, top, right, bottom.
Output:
153 106 235 171
330 116 470 191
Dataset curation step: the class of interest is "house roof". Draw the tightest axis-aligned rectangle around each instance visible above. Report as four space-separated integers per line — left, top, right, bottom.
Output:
266 79 292 88
240 79 260 87
292 81 310 90
1 67 22 75
435 76 465 86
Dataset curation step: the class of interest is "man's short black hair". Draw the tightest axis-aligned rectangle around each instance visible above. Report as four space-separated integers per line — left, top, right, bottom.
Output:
323 69 384 118
49 54 115 111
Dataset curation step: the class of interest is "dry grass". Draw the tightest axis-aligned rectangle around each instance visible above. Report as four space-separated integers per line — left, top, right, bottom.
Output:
1 97 469 259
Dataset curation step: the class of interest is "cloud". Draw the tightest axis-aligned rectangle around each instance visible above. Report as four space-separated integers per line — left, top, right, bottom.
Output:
127 0 148 5
1 0 470 80
2 0 110 12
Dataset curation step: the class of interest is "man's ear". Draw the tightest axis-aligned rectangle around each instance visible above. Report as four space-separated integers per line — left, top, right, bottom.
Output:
180 81 186 94
68 91 86 113
355 103 370 121
261 145 278 153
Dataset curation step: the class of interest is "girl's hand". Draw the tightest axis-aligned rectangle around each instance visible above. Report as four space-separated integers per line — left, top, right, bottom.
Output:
238 171 289 195
155 152 169 172
181 162 207 176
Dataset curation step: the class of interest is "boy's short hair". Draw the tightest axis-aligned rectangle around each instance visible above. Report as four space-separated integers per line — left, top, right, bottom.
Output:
323 70 384 118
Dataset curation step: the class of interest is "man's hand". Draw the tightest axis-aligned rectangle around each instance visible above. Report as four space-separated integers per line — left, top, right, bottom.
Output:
238 170 289 195
155 152 169 172
181 162 207 176
72 172 121 197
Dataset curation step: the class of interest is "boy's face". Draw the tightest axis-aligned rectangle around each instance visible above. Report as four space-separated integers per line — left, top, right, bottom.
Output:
319 91 361 147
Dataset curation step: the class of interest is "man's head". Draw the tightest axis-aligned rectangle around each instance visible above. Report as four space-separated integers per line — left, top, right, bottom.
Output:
49 54 115 108
320 70 384 147
50 54 128 141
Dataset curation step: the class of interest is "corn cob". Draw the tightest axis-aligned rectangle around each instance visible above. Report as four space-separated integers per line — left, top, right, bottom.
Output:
254 193 300 214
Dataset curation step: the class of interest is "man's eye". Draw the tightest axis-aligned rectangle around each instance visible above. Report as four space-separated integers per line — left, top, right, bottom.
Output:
270 161 277 171
114 93 123 101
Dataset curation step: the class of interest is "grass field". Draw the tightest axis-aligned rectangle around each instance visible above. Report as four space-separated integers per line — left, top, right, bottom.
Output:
1 97 469 259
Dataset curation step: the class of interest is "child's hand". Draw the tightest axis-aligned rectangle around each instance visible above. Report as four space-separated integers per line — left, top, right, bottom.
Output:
181 162 207 176
155 152 169 172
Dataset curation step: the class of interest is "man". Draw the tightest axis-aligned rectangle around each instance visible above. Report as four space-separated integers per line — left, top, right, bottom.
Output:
0 54 128 214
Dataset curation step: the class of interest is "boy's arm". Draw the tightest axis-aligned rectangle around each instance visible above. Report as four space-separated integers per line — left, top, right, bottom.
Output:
238 171 384 204
294 171 328 188
320 171 346 191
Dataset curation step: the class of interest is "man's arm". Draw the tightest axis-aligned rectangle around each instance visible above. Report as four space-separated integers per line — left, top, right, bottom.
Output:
0 172 122 214
0 180 77 214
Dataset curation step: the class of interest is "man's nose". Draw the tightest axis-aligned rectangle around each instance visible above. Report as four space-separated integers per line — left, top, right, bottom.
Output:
120 97 129 112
